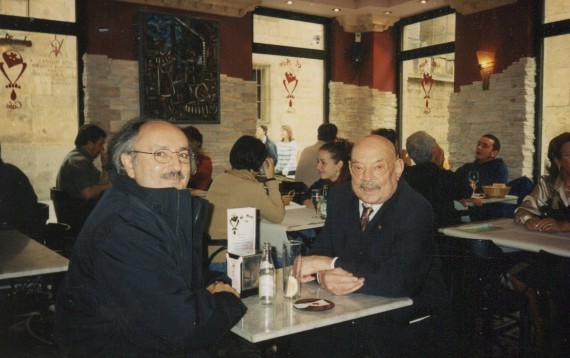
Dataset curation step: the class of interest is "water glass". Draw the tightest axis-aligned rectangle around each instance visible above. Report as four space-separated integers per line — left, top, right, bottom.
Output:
282 240 302 299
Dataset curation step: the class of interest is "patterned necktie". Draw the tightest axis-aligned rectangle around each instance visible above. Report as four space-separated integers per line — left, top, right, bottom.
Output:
360 205 374 231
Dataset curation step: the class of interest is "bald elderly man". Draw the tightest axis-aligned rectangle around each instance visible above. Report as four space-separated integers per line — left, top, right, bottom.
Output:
296 135 453 357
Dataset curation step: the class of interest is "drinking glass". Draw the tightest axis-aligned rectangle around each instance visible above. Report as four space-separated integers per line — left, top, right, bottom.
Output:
282 240 302 299
310 189 323 218
468 170 480 193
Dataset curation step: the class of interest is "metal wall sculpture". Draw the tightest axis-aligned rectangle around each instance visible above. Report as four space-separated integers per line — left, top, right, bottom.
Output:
138 12 220 123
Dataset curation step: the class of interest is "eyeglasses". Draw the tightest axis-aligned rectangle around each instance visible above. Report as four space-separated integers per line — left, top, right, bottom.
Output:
129 149 193 164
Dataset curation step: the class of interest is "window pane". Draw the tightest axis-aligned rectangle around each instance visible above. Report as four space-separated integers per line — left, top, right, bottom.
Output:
0 0 75 22
252 53 324 156
254 15 325 50
541 34 570 174
402 14 455 51
400 53 455 158
544 0 570 23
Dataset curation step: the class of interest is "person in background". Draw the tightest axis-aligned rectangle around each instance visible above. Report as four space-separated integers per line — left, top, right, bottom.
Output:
0 143 39 233
295 135 452 357
403 131 473 228
371 127 414 166
182 125 213 191
55 123 112 234
515 132 570 230
55 119 246 356
509 132 570 351
296 123 338 187
299 138 353 208
455 134 508 221
275 124 298 176
255 124 278 166
206 136 285 266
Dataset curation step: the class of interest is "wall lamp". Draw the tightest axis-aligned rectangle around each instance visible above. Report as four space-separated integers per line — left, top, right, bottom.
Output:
476 50 495 90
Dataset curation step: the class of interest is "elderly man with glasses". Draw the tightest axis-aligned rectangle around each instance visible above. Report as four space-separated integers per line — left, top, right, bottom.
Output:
54 118 246 356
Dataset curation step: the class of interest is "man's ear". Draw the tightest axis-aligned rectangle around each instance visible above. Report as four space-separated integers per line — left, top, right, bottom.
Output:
120 153 136 179
490 149 499 159
394 158 405 180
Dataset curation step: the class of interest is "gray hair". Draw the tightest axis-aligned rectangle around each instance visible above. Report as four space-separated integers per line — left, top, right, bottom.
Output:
406 131 436 165
106 118 152 175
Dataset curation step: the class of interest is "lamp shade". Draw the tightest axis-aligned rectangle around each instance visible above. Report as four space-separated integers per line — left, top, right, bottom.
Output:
476 50 495 90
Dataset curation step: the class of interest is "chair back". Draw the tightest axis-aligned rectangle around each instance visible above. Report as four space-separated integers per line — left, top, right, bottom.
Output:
50 187 93 236
42 222 73 256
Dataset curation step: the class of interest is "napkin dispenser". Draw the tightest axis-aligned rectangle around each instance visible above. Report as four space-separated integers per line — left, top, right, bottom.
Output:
226 251 262 298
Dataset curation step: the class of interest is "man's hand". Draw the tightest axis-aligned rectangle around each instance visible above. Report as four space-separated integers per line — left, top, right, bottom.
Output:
319 268 364 295
207 281 240 299
300 255 334 282
262 157 275 178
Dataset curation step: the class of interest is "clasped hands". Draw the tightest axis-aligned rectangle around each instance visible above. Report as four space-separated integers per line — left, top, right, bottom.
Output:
524 216 567 232
299 256 364 295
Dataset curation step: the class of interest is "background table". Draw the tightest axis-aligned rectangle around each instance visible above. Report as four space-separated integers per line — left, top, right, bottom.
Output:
260 205 324 254
439 218 570 257
231 270 412 343
0 230 69 280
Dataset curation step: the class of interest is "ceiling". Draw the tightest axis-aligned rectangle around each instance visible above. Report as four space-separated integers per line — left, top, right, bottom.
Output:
114 0 517 32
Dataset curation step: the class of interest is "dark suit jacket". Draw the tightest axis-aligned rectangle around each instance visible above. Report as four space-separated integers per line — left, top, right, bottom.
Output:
403 162 473 227
311 179 448 326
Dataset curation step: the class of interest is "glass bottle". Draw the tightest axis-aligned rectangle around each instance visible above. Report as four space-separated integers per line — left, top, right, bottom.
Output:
258 242 275 304
320 184 328 219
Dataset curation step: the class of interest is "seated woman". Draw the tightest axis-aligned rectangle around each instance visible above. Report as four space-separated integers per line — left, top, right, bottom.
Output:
510 132 570 346
206 135 285 268
300 138 353 208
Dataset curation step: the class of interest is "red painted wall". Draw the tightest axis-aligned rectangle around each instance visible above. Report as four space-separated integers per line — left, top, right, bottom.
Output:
86 0 253 80
329 22 396 92
454 0 536 91
85 0 536 93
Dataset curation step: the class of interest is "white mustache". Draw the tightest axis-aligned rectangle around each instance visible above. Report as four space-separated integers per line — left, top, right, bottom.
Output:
360 181 380 190
161 171 185 180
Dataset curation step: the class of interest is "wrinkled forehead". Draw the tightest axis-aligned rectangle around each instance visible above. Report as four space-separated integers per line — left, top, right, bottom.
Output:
352 136 395 164
136 122 189 151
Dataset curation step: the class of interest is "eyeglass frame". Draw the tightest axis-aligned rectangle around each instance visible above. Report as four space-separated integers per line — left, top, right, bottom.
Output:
128 148 194 164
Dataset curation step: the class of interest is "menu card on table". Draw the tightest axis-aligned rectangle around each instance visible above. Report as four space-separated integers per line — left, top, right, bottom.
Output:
226 207 260 296
227 207 256 256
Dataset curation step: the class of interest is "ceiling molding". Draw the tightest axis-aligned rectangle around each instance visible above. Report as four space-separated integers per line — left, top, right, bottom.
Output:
336 14 399 33
443 0 518 15
113 0 262 17
113 0 519 31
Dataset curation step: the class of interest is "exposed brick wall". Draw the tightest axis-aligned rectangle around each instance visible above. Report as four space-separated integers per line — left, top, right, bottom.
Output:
448 57 536 180
329 82 397 141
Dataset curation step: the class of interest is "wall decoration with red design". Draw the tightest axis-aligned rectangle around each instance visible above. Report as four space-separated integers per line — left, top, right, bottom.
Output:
280 58 301 113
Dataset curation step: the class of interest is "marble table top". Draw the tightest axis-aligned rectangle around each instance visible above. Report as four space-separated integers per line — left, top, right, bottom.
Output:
0 229 69 280
231 270 412 343
439 218 570 258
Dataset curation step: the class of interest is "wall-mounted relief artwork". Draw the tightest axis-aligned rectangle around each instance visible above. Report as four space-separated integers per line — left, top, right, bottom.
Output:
138 12 220 123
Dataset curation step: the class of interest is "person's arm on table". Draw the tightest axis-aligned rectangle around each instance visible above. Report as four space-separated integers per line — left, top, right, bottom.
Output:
90 223 246 352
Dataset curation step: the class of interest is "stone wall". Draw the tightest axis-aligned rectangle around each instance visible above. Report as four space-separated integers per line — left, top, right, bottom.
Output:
448 57 536 180
328 82 398 141
82 54 257 178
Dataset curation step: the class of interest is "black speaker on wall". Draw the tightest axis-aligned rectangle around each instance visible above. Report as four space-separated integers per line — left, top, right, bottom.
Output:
349 32 365 65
